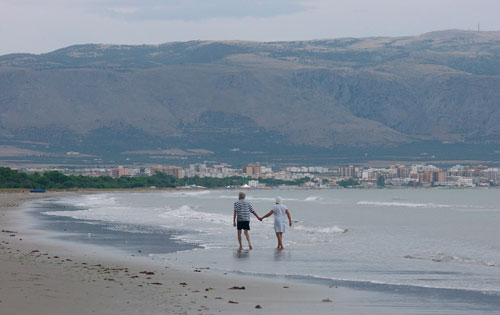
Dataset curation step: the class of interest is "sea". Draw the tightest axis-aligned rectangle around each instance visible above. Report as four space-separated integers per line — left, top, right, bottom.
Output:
27 188 500 313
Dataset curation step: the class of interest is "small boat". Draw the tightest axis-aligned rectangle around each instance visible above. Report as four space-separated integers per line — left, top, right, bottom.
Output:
30 189 46 193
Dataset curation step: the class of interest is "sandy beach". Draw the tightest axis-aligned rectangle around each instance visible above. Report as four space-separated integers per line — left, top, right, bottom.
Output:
0 191 344 315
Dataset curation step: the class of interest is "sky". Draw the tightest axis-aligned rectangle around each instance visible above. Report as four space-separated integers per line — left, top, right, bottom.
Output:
1 0 500 55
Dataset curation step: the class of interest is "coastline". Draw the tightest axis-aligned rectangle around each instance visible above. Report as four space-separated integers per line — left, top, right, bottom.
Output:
0 191 344 315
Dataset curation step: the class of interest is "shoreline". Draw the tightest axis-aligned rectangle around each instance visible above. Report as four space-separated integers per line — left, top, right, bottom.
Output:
0 191 345 314
2 184 496 194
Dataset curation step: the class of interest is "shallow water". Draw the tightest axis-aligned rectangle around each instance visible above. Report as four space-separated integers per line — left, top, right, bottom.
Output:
30 188 500 313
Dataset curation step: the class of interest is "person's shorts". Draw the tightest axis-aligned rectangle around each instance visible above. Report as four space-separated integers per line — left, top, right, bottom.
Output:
237 221 250 230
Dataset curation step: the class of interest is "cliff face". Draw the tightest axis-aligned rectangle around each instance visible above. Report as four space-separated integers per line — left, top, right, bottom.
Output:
1 30 499 156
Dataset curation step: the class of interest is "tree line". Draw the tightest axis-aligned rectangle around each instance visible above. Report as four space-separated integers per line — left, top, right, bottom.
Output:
0 167 308 189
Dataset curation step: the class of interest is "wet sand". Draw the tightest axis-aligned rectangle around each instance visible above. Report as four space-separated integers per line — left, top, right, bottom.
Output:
0 192 345 314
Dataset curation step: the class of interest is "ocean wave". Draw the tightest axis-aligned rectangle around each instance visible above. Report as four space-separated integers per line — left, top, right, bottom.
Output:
293 224 348 234
103 224 164 234
307 275 500 298
217 195 275 201
42 209 94 220
218 195 238 199
171 190 211 197
79 194 117 206
219 195 299 202
49 194 117 208
159 205 233 226
190 268 500 299
304 196 323 202
404 253 500 268
357 201 452 208
246 196 278 201
41 205 142 222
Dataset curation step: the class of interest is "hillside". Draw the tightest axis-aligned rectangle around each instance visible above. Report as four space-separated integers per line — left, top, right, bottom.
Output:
1 30 499 164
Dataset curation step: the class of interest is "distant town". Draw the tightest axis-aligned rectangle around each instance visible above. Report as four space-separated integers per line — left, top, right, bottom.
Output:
13 162 500 188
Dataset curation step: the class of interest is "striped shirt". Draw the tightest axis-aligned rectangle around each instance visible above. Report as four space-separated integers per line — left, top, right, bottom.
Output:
234 200 255 222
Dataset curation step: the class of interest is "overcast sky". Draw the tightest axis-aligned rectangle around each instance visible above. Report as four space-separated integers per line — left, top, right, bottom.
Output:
1 0 499 55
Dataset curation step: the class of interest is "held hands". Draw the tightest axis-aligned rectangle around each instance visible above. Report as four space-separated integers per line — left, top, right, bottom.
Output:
258 216 263 222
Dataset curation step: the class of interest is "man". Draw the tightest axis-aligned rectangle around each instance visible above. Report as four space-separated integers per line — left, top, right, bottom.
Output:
233 191 261 250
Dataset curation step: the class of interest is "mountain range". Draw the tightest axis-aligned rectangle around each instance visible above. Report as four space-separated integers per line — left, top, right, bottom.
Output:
1 30 499 165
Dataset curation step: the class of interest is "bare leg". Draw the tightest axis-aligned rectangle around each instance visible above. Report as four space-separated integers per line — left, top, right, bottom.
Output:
244 230 253 249
237 230 243 251
277 232 284 250
275 232 280 249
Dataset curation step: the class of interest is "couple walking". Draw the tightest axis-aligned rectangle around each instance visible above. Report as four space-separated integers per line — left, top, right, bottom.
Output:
233 192 292 251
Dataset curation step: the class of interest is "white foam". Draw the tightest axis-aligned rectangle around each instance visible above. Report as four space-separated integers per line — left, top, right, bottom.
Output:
42 208 98 220
159 205 233 226
357 201 452 208
43 194 348 248
304 196 323 202
42 205 135 222
77 194 117 206
218 195 237 199
171 190 211 197
46 194 117 208
103 224 162 234
294 224 348 234
246 196 278 201
218 195 299 202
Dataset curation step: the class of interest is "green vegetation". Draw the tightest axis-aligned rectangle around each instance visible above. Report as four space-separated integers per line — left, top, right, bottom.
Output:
407 180 419 187
336 178 360 188
0 167 307 189
376 176 385 187
0 167 177 189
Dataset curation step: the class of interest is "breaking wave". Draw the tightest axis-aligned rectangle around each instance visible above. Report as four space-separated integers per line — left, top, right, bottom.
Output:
357 201 452 208
171 190 211 197
294 224 348 234
304 196 323 202
159 205 233 226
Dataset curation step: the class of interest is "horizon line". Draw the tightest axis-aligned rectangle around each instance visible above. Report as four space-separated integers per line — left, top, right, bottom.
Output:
2 28 500 57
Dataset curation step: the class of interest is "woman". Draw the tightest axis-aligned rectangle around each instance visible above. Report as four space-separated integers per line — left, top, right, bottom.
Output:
260 197 292 250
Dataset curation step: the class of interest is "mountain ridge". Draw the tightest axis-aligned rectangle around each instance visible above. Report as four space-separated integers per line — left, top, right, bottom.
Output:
1 30 499 163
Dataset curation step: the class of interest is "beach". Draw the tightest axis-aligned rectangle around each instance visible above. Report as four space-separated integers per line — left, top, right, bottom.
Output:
0 191 342 315
3 189 499 314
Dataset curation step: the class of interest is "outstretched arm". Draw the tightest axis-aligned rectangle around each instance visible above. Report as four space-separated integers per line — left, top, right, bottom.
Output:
233 210 237 227
286 209 292 227
252 211 261 221
261 210 274 220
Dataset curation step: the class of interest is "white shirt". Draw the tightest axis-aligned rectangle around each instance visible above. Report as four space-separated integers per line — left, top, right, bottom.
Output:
272 204 287 221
